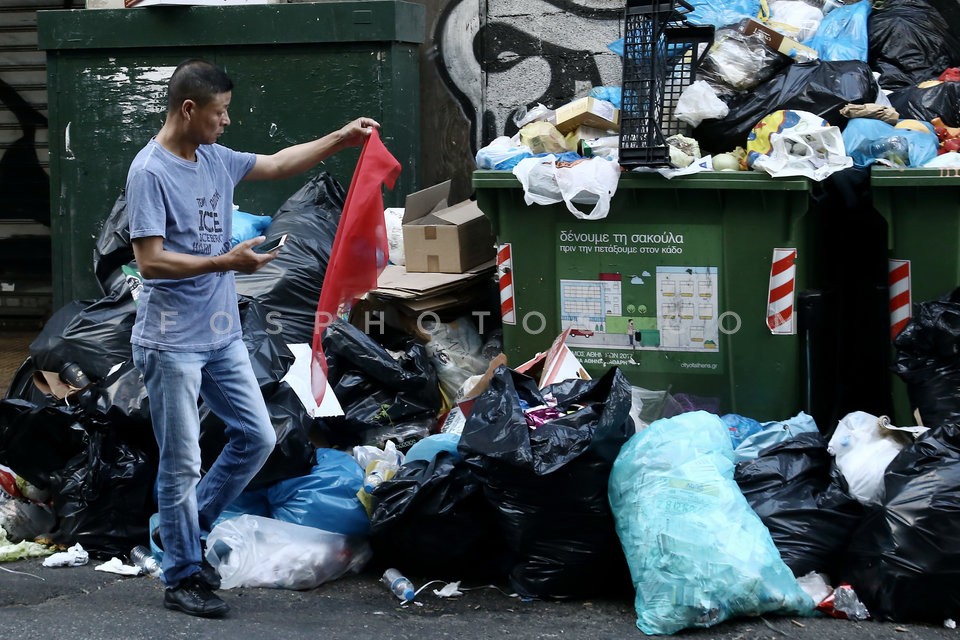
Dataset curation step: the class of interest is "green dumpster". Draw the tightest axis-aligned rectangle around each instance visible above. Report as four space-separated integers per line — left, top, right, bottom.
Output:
38 1 423 307
474 169 814 421
872 166 960 426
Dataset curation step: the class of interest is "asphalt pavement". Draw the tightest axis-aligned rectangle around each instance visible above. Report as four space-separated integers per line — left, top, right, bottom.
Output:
1 557 958 640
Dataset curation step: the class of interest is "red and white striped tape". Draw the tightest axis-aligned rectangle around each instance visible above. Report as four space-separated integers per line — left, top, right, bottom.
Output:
767 248 797 335
889 259 911 340
497 243 516 325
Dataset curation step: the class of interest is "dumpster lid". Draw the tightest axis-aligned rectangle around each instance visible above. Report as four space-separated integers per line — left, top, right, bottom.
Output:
472 169 810 192
871 166 960 187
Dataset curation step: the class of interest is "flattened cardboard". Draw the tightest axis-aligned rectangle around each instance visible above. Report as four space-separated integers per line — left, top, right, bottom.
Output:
373 261 495 299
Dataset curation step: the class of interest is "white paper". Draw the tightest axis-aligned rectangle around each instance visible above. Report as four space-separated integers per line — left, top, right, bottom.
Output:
94 557 141 576
282 344 344 418
42 543 89 568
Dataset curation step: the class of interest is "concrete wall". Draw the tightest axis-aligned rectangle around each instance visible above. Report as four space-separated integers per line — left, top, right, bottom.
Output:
425 0 624 200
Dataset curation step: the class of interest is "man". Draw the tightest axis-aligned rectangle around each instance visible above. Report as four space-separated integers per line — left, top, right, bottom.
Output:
126 58 379 618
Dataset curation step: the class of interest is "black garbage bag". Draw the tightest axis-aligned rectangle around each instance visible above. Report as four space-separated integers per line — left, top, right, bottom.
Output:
92 192 133 296
90 359 152 432
457 366 634 600
694 60 878 154
3 356 155 465
868 0 960 91
887 81 960 128
236 296 296 397
369 450 508 580
0 399 87 490
29 276 137 383
3 356 51 406
316 320 443 451
734 431 865 578
841 424 960 622
48 416 156 557
235 172 344 345
82 363 156 461
893 288 960 429
0 398 156 557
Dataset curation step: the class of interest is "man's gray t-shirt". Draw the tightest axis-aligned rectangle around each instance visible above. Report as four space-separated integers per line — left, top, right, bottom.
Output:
126 139 256 352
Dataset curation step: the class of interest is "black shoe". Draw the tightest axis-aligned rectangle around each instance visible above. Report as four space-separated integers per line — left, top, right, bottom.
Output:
152 527 219 590
164 575 229 618
200 559 221 590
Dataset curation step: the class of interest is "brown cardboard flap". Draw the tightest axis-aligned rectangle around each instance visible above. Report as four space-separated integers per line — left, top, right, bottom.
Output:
402 180 451 224
434 201 486 225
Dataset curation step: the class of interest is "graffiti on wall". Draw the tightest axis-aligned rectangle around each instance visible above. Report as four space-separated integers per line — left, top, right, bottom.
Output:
434 0 624 153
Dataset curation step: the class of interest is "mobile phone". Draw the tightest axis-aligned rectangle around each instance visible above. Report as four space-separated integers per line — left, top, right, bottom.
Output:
253 234 287 254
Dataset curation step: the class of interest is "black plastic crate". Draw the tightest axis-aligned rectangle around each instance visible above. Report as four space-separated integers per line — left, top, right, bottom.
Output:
619 0 712 166
662 25 715 138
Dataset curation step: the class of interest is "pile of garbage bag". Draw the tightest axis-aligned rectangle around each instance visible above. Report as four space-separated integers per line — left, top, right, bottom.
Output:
474 0 960 192
7 126 960 634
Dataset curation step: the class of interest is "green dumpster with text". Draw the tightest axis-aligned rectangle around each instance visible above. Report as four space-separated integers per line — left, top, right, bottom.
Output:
474 170 813 421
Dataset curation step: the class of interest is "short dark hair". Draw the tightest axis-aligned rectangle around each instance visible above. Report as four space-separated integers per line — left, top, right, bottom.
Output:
167 59 233 111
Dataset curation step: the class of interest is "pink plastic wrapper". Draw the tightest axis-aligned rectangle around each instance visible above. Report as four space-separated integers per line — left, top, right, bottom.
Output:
524 406 563 428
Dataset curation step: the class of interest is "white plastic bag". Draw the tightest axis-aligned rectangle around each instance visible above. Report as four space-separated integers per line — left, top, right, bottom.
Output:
206 515 371 590
475 135 533 170
768 0 823 40
675 80 729 127
383 207 405 265
420 315 489 401
555 157 621 220
512 155 620 220
748 110 852 181
827 411 928 505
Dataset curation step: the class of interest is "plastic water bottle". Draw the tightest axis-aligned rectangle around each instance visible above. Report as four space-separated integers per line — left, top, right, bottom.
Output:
381 568 415 602
130 545 163 579
363 469 386 495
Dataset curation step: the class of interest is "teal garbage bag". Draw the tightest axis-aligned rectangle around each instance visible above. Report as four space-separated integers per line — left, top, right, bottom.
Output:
608 411 815 635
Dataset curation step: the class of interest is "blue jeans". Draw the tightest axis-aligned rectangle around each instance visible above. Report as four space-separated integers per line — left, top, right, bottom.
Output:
133 340 276 588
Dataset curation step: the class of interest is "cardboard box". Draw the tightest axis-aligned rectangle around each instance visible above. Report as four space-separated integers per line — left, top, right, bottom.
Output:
402 181 496 274
554 97 620 134
738 18 818 61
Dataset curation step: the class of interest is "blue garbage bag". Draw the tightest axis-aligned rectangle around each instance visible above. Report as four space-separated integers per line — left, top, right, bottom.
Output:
608 411 815 635
732 411 819 463
803 0 870 62
218 448 370 537
231 209 272 247
842 118 939 168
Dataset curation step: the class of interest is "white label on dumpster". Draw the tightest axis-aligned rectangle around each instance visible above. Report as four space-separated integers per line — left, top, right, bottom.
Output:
559 266 719 355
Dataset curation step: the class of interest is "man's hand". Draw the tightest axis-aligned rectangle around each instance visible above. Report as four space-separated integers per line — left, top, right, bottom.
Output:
228 236 279 274
336 117 381 148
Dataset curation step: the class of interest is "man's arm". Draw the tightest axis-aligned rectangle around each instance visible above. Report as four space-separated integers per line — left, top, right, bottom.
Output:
244 117 380 181
132 235 276 280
